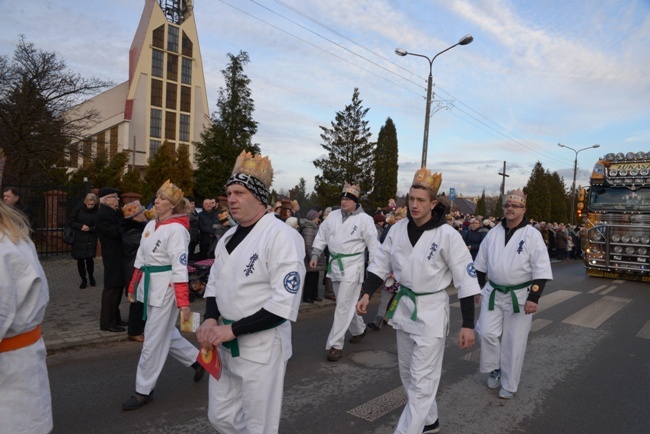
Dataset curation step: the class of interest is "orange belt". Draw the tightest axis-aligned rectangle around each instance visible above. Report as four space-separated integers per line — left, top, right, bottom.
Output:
0 325 42 353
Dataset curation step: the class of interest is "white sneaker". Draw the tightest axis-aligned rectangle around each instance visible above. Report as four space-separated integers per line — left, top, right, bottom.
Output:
498 387 514 399
487 369 501 389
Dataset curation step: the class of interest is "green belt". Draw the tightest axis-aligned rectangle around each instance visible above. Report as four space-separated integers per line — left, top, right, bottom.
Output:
221 317 287 358
385 285 436 321
327 251 363 276
488 280 531 314
139 265 172 321
221 319 240 357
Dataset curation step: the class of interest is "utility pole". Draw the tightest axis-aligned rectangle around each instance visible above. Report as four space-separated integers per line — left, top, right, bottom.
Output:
498 161 509 202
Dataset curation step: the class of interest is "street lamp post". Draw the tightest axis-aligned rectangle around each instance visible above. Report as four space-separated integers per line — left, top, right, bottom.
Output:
558 143 600 224
396 34 473 168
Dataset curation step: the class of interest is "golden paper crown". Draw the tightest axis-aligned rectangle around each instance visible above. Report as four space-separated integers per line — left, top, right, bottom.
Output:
394 207 407 219
143 208 157 220
157 180 184 206
217 207 229 222
342 182 361 198
232 151 273 189
506 189 526 206
412 167 442 195
122 200 145 219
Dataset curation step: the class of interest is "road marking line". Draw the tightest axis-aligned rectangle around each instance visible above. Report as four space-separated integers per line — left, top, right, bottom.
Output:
599 285 617 295
461 348 481 363
636 320 650 339
531 318 552 332
347 386 407 422
562 296 631 329
589 285 608 294
538 290 580 313
612 280 625 284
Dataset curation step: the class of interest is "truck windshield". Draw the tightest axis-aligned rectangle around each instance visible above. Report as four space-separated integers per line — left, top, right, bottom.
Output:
590 187 650 211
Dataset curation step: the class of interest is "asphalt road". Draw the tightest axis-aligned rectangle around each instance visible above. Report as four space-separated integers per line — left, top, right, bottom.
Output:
46 260 650 433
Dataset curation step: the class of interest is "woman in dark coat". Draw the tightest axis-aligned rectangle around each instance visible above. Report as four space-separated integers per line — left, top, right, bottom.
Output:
67 193 99 288
301 210 326 303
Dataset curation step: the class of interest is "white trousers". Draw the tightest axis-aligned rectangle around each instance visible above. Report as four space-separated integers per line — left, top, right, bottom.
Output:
135 290 199 395
476 288 532 393
208 334 287 434
326 280 366 350
394 329 446 434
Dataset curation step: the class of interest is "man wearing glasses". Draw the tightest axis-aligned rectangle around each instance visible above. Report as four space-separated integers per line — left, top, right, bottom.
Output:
473 189 553 399
96 188 126 333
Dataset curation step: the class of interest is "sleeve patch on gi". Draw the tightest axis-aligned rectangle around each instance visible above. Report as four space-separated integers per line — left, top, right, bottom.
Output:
284 271 301 294
466 262 477 278
180 253 187 266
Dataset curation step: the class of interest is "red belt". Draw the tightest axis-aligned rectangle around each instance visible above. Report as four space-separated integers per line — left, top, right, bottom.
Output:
0 325 42 353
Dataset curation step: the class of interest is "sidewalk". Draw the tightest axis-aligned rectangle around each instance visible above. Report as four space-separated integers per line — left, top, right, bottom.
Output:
40 258 334 352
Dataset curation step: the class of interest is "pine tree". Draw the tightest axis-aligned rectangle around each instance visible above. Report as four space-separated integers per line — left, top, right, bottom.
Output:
68 149 129 190
194 51 260 199
548 171 568 223
120 169 143 196
313 88 375 207
174 145 195 196
523 162 551 222
491 193 504 218
143 141 176 202
476 189 487 216
371 117 398 210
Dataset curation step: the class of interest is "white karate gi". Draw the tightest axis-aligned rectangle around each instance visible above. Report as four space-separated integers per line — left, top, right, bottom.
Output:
205 213 305 434
474 223 553 393
0 236 52 434
132 218 199 395
367 219 480 434
312 208 379 350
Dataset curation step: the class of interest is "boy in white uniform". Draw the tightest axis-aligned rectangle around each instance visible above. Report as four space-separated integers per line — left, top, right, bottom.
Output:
473 189 553 399
197 151 305 434
357 167 480 434
310 183 379 361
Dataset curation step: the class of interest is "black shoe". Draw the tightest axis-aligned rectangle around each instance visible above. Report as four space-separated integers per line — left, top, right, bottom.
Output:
101 326 126 333
422 419 440 433
313 297 323 302
349 326 370 344
367 322 380 331
79 279 87 289
122 392 153 411
117 320 128 326
89 275 96 286
193 365 205 383
303 298 314 304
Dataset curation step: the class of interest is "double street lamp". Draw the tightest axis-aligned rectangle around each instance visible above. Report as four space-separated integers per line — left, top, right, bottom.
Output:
396 34 474 168
558 143 600 224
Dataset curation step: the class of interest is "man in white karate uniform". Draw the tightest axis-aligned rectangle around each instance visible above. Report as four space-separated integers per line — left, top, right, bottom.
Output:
473 189 553 399
310 183 379 362
197 151 305 434
357 167 480 434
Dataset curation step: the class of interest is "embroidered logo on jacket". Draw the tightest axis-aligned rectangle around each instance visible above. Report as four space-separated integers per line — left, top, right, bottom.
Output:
284 271 301 294
466 263 477 278
517 240 525 254
244 253 259 276
180 253 187 266
351 225 358 236
152 240 161 253
427 242 439 260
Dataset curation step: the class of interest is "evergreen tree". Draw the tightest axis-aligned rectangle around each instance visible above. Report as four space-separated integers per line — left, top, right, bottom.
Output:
523 162 551 222
548 171 568 223
120 169 144 196
194 51 260 199
313 88 375 207
476 190 487 216
371 117 398 210
143 141 176 202
174 145 195 196
68 149 129 190
491 193 504 218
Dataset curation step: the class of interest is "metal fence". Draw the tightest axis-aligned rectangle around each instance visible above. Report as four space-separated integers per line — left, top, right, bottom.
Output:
3 183 87 257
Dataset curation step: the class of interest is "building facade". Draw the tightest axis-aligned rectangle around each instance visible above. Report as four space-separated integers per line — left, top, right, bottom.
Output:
69 0 210 173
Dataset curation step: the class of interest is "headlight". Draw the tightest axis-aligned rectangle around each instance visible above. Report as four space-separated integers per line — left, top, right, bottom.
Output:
621 235 630 243
639 247 648 255
609 169 618 176
611 234 621 242
637 151 646 160
642 169 649 176
613 246 623 253
620 169 628 176
625 246 635 255
643 236 650 244
630 169 639 176
632 236 641 243
626 152 635 160
616 152 625 160
591 232 603 241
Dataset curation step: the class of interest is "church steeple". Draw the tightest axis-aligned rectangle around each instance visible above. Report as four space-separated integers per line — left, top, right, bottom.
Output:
157 0 193 25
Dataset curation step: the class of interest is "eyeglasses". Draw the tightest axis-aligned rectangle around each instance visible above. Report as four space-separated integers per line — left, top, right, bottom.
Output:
502 203 524 209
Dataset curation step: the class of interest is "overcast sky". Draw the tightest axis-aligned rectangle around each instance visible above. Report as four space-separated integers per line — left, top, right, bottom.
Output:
1 0 649 198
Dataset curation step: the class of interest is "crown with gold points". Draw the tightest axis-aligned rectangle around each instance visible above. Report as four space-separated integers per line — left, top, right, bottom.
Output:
232 151 273 189
412 167 442 195
342 182 361 198
157 180 184 206
505 189 526 206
